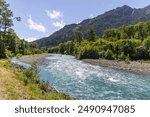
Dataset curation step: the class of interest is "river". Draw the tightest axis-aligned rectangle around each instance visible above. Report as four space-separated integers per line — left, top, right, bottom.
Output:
11 54 150 100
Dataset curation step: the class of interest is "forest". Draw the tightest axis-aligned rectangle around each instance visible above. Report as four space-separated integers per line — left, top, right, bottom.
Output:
48 22 150 61
0 0 74 100
1 0 150 62
0 0 42 59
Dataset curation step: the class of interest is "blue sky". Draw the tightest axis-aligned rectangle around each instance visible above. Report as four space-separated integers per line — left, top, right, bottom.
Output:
7 0 150 42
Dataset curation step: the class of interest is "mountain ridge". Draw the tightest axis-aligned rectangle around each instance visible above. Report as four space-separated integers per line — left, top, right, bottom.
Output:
34 5 150 47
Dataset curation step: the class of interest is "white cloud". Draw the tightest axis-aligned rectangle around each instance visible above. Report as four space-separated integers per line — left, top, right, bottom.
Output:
46 10 63 19
52 20 65 29
27 16 46 33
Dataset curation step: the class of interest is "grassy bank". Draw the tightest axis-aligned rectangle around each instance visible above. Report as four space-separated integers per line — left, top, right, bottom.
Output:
0 59 73 100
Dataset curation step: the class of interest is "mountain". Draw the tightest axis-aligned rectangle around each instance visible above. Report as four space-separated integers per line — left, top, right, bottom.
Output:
34 5 150 47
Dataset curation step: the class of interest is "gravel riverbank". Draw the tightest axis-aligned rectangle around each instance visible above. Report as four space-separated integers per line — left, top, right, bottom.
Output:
83 59 150 75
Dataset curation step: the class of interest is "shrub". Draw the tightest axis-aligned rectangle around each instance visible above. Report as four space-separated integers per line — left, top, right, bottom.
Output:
118 52 126 60
104 49 114 60
23 77 28 86
23 62 40 83
32 48 43 54
39 81 50 93
16 54 22 58
24 49 32 55
78 46 99 59
5 50 13 58
125 54 130 64
99 51 105 58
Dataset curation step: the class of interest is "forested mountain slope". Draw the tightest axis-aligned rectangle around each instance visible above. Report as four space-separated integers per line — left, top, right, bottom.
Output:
35 5 150 47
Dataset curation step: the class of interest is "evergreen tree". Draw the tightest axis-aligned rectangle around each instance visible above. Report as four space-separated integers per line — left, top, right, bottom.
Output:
73 31 83 43
0 36 6 58
88 28 95 41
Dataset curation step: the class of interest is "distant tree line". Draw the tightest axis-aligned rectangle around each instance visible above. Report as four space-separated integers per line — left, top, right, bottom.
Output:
48 22 150 61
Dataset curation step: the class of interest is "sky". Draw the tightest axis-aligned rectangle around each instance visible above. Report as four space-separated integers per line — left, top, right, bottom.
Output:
6 0 150 42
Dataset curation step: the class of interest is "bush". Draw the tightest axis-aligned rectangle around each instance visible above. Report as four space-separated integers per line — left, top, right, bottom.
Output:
104 49 114 60
23 62 40 83
5 50 13 58
16 54 22 58
39 81 50 93
23 77 28 86
24 49 32 55
133 46 147 60
99 51 105 58
118 52 126 60
32 48 43 54
125 54 130 64
0 36 6 58
78 46 99 59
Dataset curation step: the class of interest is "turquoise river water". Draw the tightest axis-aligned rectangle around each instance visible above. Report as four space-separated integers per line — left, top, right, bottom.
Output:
11 54 150 100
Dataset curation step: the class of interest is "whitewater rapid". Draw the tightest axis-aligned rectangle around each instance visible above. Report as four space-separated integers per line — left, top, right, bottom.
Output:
12 54 150 99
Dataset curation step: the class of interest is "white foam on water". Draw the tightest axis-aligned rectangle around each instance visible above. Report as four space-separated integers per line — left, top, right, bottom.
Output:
12 54 150 99
108 77 120 83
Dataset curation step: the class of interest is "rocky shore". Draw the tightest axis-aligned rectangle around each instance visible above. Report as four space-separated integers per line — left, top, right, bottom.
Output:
19 54 150 75
19 54 49 64
83 59 150 75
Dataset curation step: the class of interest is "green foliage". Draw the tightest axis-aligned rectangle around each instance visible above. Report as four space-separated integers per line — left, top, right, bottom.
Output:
73 31 83 43
104 29 118 39
88 28 96 41
143 37 150 50
0 0 43 59
114 39 141 59
125 54 130 64
0 31 43 59
24 49 32 55
0 0 44 59
5 50 13 58
23 62 40 84
0 36 6 58
47 21 150 61
118 52 126 60
104 49 114 60
78 46 99 59
0 0 13 34
59 43 65 54
0 59 73 100
32 48 43 54
23 77 28 86
103 22 150 41
39 81 50 93
35 5 150 47
48 46 59 53
16 54 22 58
